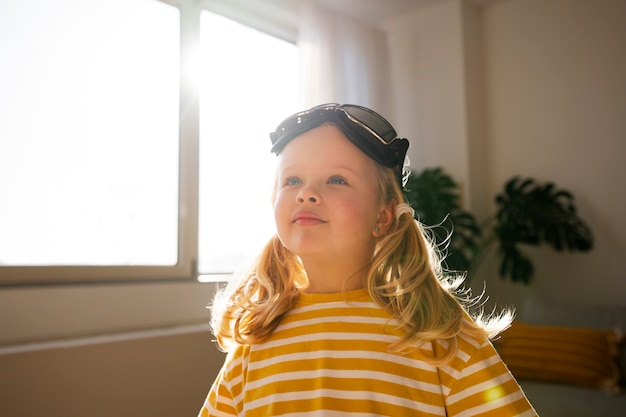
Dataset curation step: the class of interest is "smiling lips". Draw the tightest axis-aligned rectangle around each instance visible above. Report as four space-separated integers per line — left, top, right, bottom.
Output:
292 210 326 226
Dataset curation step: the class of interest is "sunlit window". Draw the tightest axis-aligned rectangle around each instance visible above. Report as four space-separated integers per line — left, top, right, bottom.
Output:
0 0 299 284
198 11 298 278
0 0 180 267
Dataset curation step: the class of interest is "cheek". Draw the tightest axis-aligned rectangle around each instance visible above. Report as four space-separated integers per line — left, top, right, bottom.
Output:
339 198 378 229
273 191 290 225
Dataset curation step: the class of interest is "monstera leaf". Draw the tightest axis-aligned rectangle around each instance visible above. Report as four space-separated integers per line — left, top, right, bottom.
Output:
403 168 481 273
492 177 594 283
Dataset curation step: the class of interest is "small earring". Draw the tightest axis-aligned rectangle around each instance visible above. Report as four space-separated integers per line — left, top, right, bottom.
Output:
375 225 381 233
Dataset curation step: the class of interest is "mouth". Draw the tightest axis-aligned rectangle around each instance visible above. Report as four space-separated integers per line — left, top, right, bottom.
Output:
292 211 326 226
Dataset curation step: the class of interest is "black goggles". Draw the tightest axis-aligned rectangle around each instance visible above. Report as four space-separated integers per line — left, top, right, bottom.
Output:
269 103 410 184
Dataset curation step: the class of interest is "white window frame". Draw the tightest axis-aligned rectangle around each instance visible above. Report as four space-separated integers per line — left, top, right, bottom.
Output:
0 0 298 286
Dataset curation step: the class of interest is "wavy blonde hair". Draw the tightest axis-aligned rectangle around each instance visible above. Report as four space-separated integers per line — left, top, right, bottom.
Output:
211 161 512 365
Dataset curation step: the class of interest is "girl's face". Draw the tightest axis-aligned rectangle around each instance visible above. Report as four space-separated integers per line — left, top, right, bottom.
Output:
274 124 391 267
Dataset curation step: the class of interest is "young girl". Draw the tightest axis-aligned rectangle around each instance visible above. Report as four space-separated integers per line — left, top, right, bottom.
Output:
199 104 536 416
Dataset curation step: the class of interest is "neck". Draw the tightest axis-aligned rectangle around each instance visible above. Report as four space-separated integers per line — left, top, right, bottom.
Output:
300 258 370 294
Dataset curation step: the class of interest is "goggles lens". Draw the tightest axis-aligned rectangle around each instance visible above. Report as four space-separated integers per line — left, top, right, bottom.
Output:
335 104 397 144
270 104 409 179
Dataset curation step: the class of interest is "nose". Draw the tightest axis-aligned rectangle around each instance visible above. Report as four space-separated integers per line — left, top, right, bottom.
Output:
296 186 320 204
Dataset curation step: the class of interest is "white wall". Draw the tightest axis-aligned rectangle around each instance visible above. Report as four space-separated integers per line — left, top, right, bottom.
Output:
385 0 470 186
385 0 626 310
481 0 626 307
0 280 223 417
0 281 216 345
0 326 225 417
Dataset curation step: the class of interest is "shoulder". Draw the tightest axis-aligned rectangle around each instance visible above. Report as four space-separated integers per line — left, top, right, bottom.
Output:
219 343 251 382
451 321 498 367
456 332 496 367
439 334 534 410
437 332 537 415
430 318 500 378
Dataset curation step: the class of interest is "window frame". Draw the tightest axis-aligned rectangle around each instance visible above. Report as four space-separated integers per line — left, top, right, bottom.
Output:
0 0 298 286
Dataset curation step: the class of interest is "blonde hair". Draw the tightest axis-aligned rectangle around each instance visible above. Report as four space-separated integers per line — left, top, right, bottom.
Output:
211 162 512 365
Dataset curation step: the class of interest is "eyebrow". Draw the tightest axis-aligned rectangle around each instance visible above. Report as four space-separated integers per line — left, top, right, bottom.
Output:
279 164 360 176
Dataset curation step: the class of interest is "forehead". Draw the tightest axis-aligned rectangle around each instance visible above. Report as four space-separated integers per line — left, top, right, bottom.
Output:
277 124 376 171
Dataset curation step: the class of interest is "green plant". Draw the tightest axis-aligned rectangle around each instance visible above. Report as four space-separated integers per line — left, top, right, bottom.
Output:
403 169 594 284
477 177 594 283
403 168 481 273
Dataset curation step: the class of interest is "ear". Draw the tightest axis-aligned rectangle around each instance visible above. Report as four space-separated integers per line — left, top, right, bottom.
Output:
374 200 397 237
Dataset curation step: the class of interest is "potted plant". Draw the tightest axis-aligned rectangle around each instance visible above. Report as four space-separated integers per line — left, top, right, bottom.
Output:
403 169 594 283
403 168 481 274
474 177 594 283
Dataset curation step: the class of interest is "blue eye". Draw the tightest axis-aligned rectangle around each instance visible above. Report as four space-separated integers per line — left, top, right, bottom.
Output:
328 176 347 185
285 177 302 186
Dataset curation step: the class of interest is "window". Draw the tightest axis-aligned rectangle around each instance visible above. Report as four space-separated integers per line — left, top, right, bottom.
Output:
0 0 299 285
198 11 298 279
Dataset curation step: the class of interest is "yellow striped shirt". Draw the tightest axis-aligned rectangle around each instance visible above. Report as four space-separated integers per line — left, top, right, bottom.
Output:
199 288 536 416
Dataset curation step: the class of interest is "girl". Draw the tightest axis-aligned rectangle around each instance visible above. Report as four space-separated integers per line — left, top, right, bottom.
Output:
199 104 536 416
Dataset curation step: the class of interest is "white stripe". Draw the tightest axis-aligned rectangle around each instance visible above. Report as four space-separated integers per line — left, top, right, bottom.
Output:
446 371 514 404
439 352 504 398
279 412 388 417
245 388 446 415
248 347 437 374
459 331 482 349
460 352 502 377
252 331 398 351
276 314 399 333
204 397 235 417
290 301 379 314
454 389 528 417
438 364 457 383
246 368 443 394
228 373 244 407
455 346 471 362
226 353 243 370
219 354 244 407
439 349 501 384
